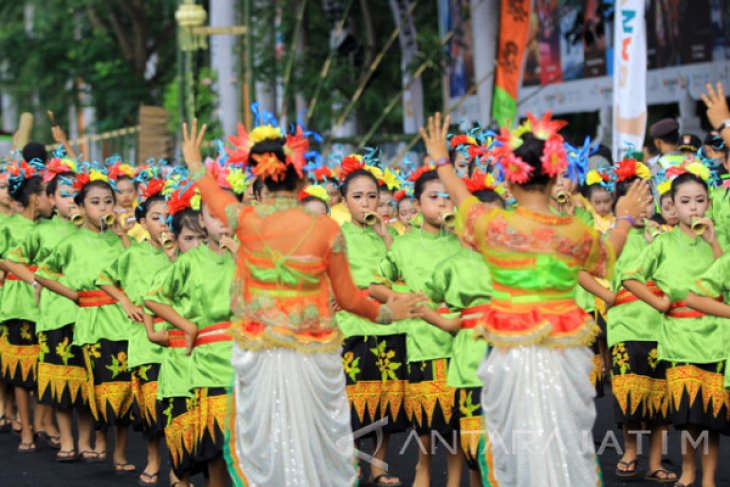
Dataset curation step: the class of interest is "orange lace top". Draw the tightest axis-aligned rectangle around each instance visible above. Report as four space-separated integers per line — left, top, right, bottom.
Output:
196 173 381 352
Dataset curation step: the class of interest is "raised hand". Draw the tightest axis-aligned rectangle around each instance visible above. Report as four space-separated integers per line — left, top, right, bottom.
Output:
419 112 451 163
615 180 652 220
701 82 730 131
181 118 208 172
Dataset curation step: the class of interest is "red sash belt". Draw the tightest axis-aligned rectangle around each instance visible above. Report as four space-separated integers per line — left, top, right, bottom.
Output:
6 265 38 281
78 290 117 308
460 304 490 329
152 317 165 324
668 298 722 319
168 322 232 348
614 281 662 306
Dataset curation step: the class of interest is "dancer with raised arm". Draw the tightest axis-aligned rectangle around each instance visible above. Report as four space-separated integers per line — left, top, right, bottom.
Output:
179 118 418 486
419 112 651 486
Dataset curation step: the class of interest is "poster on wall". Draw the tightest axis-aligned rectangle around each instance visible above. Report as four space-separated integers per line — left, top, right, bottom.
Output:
523 10 541 86
582 0 610 77
537 0 563 84
559 0 585 80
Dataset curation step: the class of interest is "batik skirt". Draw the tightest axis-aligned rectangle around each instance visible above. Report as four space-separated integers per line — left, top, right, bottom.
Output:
82 339 133 428
0 319 38 389
131 363 163 437
666 361 730 433
405 357 456 437
37 324 88 409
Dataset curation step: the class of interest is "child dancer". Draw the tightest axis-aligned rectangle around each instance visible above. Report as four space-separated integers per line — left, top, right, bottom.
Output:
420 112 650 486
145 191 237 487
0 166 53 452
370 168 462 487
584 169 616 233
337 158 404 487
96 180 172 486
298 185 330 215
417 175 504 487
6 167 89 460
34 176 134 471
624 172 725 487
606 169 676 482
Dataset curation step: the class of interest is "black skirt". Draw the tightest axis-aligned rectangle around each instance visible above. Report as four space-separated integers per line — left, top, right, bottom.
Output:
455 386 483 471
37 325 88 409
131 363 163 437
162 395 202 478
82 339 134 428
405 358 456 436
0 319 38 389
342 334 409 435
667 361 730 433
610 341 671 425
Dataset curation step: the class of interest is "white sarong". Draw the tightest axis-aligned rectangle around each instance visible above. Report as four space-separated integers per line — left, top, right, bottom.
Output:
227 344 357 487
479 346 600 487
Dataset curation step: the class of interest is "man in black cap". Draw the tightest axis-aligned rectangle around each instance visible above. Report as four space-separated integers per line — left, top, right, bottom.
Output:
647 118 681 175
677 133 702 156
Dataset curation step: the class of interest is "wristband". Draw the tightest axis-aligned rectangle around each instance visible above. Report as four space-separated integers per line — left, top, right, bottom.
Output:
190 166 207 181
617 216 636 226
435 157 451 168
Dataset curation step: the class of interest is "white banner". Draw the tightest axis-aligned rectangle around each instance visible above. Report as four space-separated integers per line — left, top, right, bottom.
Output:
612 0 647 160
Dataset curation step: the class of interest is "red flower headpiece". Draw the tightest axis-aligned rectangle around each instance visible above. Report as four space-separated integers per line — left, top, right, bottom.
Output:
408 163 436 183
72 173 91 193
43 157 76 184
614 158 651 182
394 189 408 202
339 154 365 180
141 178 165 199
205 159 232 189
226 122 309 183
449 134 477 149
167 184 198 216
310 166 335 182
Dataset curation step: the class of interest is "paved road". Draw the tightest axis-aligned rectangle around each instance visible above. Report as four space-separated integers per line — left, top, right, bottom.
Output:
2 390 730 486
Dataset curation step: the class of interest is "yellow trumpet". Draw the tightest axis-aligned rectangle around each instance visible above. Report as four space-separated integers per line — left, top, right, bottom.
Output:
69 212 84 227
555 191 569 204
643 219 663 239
101 213 116 226
691 217 706 236
161 232 175 250
441 212 456 228
364 212 378 226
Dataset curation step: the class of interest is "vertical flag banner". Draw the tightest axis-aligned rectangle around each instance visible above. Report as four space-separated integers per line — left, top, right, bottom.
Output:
613 0 647 160
492 0 532 126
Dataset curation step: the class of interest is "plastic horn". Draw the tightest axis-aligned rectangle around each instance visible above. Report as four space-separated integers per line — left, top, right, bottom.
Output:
691 217 706 236
555 191 569 204
70 212 84 227
364 212 378 226
643 219 662 239
161 232 175 250
441 212 456 228
101 213 116 226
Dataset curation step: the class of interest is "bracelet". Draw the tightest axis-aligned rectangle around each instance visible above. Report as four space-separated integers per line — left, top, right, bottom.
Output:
435 157 451 168
617 216 636 226
190 166 207 181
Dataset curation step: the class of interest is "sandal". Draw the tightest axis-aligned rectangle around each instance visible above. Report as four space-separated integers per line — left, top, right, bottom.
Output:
17 441 38 454
114 462 137 475
0 415 9 433
645 468 677 483
138 471 160 486
615 459 639 478
673 483 694 487
56 449 80 463
369 473 403 486
36 431 61 449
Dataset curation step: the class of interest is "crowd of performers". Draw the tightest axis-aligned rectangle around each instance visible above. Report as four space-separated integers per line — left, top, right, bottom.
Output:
0 82 730 487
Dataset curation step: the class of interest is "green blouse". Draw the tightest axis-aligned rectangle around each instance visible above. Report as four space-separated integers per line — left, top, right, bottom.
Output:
710 186 730 251
378 228 462 362
36 228 126 345
146 244 235 391
96 242 171 369
627 227 723 363
606 227 663 347
425 246 491 388
145 266 192 399
336 222 395 337
7 217 77 332
0 214 38 323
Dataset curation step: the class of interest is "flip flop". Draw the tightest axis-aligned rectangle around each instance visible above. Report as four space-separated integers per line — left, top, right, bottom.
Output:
45 434 62 450
17 441 38 454
645 468 677 483
615 459 639 478
138 471 160 486
56 449 80 463
80 450 107 463
114 462 137 475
